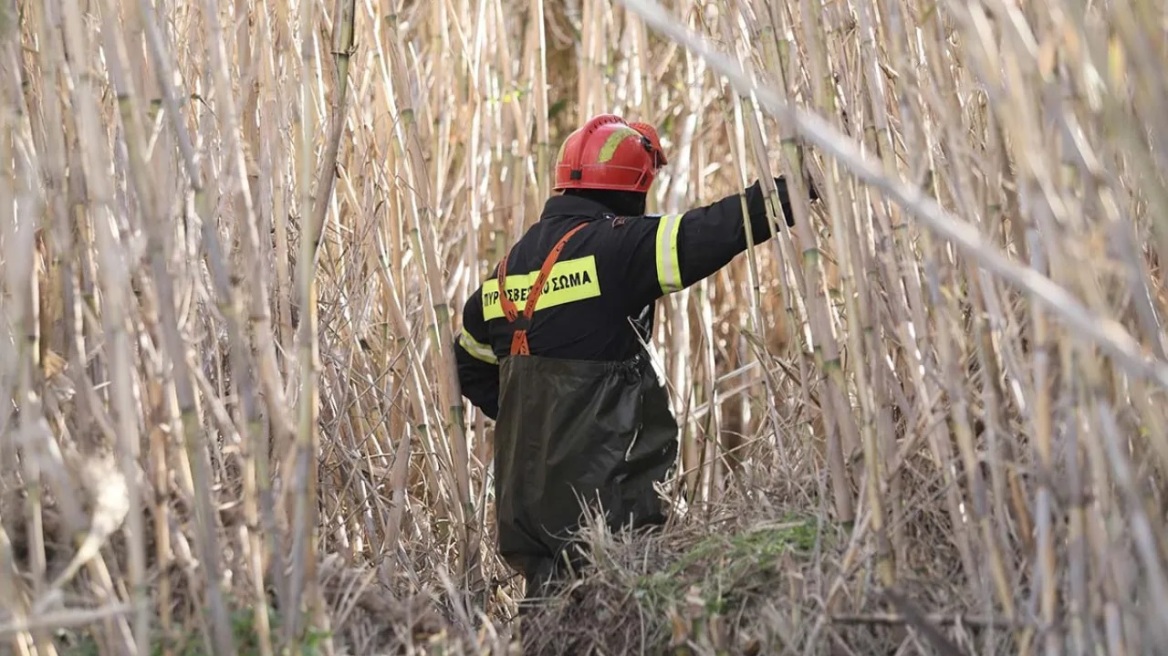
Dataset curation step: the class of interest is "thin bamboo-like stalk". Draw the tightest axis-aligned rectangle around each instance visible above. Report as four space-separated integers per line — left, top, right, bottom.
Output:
713 4 789 483
382 20 479 590
1 30 45 656
94 5 167 651
660 51 705 501
136 3 248 651
285 0 325 643
747 0 857 526
530 0 551 203
213 3 300 623
52 3 144 655
849 5 920 569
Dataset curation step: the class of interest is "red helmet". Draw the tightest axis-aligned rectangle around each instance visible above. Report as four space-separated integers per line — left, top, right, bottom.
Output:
553 114 668 193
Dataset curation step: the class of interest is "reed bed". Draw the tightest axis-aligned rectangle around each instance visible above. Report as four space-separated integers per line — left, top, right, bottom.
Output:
0 0 1166 653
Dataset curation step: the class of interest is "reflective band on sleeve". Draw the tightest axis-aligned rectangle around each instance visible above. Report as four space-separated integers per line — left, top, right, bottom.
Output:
458 329 498 365
655 213 684 293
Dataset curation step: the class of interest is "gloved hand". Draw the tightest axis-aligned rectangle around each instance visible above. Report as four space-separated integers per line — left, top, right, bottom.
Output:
791 144 821 202
773 172 819 200
768 173 819 227
803 174 821 202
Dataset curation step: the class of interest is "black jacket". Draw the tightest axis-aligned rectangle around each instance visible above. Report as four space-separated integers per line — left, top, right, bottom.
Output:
454 177 807 419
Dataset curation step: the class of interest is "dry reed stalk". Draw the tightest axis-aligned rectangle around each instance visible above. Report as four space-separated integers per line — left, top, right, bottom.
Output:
753 0 859 528
381 16 480 591
749 5 821 497
136 1 259 652
1 29 42 656
39 4 142 656
753 0 897 583
654 52 706 503
285 0 325 644
93 5 167 652
713 4 791 486
529 0 550 204
846 0 912 572
216 2 298 628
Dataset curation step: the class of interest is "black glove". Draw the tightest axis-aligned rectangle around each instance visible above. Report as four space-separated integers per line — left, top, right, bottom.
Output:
770 174 819 227
804 175 821 202
775 174 819 200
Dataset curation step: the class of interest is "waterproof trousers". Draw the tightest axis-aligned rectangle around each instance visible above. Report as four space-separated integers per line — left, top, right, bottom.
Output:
493 351 679 599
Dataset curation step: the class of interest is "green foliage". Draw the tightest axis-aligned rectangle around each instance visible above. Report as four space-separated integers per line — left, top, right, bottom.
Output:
56 604 332 656
632 514 825 617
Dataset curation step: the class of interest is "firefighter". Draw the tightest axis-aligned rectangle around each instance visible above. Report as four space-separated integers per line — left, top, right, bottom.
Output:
453 113 817 603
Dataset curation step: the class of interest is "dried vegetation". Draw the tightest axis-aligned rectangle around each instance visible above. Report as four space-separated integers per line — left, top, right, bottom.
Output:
1 0 1167 654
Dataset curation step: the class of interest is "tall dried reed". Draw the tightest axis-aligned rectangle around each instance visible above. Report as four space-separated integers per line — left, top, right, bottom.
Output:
0 0 1165 653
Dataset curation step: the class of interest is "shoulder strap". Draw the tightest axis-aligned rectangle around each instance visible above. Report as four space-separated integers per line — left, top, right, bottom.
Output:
496 222 589 356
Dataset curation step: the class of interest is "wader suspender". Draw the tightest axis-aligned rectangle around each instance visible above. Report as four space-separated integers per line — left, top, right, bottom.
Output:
497 222 588 356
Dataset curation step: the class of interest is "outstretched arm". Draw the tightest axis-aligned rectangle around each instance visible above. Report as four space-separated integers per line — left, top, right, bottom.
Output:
619 175 817 312
452 286 500 420
666 176 808 292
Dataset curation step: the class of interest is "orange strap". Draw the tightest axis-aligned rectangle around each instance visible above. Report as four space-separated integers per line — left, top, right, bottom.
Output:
497 222 588 356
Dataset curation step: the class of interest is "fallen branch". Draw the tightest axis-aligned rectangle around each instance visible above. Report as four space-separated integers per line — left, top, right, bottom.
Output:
881 587 970 656
0 605 132 637
830 612 1023 629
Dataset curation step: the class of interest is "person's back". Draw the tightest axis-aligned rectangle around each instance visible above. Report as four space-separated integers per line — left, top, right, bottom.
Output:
453 114 816 604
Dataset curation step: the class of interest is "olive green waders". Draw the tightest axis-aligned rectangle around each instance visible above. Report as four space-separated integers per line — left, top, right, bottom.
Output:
493 223 680 604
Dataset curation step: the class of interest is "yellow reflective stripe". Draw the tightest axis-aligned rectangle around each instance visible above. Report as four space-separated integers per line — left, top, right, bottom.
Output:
555 137 569 166
458 328 497 365
597 127 640 163
655 213 684 293
481 255 602 320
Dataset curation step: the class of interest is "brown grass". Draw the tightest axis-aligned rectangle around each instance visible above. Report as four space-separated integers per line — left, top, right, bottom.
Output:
1 0 1166 654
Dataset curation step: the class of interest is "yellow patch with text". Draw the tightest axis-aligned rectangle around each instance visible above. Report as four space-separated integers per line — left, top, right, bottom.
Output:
482 255 602 320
